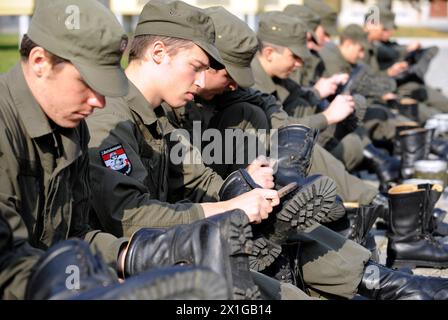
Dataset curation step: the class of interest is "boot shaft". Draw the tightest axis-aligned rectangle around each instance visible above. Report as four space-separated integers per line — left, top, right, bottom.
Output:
124 210 260 299
347 204 383 246
271 124 318 187
387 184 427 241
417 183 443 232
25 240 117 300
399 128 430 178
394 121 420 156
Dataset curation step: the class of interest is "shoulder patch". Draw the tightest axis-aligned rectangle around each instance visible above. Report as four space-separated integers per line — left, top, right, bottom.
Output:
100 144 132 176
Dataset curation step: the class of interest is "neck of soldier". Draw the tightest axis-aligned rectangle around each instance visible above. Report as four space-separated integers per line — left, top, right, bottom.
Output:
125 62 161 109
338 44 352 64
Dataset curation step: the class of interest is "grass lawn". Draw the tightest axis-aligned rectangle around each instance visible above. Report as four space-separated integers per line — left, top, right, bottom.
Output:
0 34 20 73
0 26 447 74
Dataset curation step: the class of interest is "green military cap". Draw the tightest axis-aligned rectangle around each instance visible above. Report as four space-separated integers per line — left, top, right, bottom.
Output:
257 11 311 60
283 4 321 43
27 0 128 97
341 24 369 49
205 6 258 87
135 0 224 70
303 0 338 36
364 6 396 30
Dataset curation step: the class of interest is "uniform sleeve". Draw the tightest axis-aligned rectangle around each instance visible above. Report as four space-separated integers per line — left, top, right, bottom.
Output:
0 208 42 300
0 122 42 299
86 106 205 238
167 128 224 203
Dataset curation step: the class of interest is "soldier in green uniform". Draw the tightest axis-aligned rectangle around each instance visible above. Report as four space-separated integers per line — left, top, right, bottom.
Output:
0 0 263 300
363 6 448 116
164 6 448 300
85 0 281 238
319 24 400 142
250 11 380 202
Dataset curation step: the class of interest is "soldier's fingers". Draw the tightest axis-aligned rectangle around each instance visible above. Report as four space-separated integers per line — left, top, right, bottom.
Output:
258 166 274 176
251 155 270 167
258 188 279 200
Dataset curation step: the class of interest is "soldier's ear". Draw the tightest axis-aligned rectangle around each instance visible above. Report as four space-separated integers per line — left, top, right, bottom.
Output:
145 40 167 64
28 47 51 77
262 46 275 62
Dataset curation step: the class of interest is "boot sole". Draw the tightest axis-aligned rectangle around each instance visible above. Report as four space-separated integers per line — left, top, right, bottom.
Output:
277 176 337 231
388 259 448 269
321 200 346 223
225 212 261 300
249 236 282 272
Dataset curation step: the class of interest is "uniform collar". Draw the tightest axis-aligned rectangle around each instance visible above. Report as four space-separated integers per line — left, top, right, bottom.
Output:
8 63 54 138
251 57 290 103
251 57 278 95
125 80 175 135
334 46 353 73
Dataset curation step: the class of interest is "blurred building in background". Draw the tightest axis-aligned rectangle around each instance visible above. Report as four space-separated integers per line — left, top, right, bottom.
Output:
0 0 447 34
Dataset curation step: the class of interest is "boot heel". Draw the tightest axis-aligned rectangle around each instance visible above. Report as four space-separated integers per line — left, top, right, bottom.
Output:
227 212 254 255
222 211 261 299
278 176 337 230
249 237 282 272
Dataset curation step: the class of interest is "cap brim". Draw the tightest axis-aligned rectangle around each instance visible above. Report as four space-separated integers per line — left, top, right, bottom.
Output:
73 61 128 97
225 63 255 88
194 40 225 70
309 30 318 44
322 23 338 36
383 21 397 30
289 45 312 60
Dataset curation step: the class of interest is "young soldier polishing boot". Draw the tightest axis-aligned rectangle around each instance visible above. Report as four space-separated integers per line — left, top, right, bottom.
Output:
164 6 448 300
0 0 231 300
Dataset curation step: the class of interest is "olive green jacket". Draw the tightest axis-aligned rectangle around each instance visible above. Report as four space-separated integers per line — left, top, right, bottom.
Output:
251 57 327 130
290 50 326 87
86 81 223 237
0 64 125 299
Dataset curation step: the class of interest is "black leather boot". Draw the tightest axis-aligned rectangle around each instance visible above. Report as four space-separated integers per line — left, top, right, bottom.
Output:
346 205 383 247
124 210 260 299
425 127 436 157
74 266 228 300
431 138 448 160
386 184 448 269
419 184 448 239
358 260 448 300
393 121 420 157
25 240 228 300
399 128 430 179
269 125 339 225
323 204 381 262
270 124 318 188
363 144 400 192
219 168 337 271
